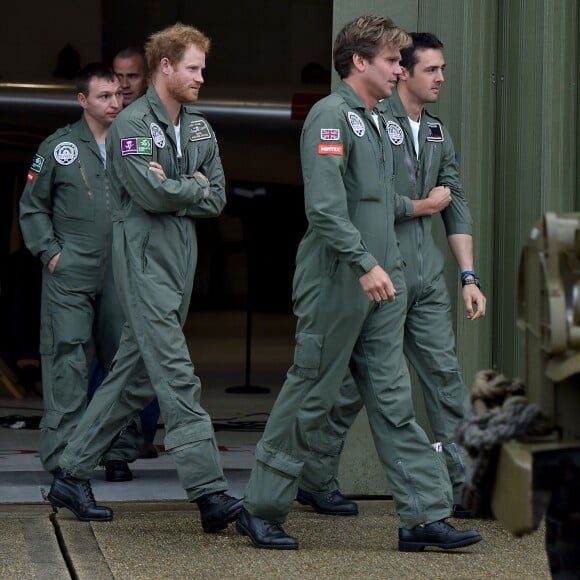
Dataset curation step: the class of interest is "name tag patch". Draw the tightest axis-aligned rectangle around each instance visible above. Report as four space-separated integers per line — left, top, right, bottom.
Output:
121 137 153 156
189 120 211 141
427 122 444 142
318 143 344 155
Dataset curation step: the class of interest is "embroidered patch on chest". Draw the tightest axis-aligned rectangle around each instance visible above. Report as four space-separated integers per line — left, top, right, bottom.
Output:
120 137 153 156
317 143 344 155
347 112 365 137
54 142 78 165
150 123 166 148
386 121 404 145
427 122 444 142
189 120 211 141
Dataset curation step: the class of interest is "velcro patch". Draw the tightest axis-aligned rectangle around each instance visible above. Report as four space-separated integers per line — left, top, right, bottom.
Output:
427 122 444 142
121 137 153 156
189 120 211 141
318 143 344 155
321 128 340 141
54 142 78 165
347 112 365 137
30 154 45 173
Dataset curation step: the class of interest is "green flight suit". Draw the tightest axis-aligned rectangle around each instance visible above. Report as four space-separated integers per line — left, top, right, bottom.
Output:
299 87 473 503
243 82 452 528
19 116 141 473
58 86 229 500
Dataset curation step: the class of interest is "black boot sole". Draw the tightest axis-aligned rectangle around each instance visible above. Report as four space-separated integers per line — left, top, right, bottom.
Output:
105 473 133 483
296 497 358 516
399 533 482 552
48 494 113 522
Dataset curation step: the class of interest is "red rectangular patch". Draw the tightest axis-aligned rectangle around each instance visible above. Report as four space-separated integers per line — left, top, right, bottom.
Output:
318 143 344 155
27 171 36 183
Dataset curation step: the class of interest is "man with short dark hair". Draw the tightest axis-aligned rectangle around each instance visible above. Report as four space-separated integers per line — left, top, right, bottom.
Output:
46 24 242 533
113 46 149 107
19 63 131 475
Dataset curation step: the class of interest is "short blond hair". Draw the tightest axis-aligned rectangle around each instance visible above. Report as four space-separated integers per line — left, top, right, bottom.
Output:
145 23 210 74
333 15 410 79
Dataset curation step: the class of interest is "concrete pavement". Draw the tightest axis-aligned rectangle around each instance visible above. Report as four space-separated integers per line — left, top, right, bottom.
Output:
1 499 550 579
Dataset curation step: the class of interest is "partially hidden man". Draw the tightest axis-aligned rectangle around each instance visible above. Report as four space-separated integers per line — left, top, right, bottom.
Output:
19 64 143 477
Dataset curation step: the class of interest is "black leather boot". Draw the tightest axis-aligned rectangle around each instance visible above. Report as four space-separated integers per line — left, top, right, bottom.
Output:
297 488 359 515
452 503 473 519
398 519 481 552
236 507 299 550
48 468 113 522
104 460 133 482
195 492 243 532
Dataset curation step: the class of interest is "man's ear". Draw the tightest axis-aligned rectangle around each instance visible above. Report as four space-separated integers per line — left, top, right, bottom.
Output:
352 52 366 72
399 67 410 81
77 92 88 109
159 57 172 75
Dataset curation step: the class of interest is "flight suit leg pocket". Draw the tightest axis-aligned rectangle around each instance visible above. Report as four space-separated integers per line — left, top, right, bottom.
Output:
293 332 323 380
39 314 54 356
39 409 63 431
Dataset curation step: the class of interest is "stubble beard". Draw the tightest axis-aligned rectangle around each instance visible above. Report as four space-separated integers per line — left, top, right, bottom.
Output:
168 77 198 104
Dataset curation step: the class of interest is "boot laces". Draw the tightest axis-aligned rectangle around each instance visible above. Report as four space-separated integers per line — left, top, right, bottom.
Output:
80 479 96 504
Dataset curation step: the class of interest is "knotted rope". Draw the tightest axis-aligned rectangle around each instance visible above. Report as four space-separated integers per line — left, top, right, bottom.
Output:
456 369 549 517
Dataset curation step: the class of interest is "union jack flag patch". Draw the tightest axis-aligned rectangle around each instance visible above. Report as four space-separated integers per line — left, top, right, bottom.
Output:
321 128 340 141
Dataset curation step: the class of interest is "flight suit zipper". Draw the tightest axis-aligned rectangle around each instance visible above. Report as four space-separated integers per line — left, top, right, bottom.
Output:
401 136 425 300
374 109 391 271
448 442 466 476
99 173 112 289
396 459 421 517
414 143 437 303
77 160 93 199
416 221 424 300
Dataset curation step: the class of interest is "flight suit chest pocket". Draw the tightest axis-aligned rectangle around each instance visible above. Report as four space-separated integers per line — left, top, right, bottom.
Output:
183 142 201 175
293 332 323 379
55 164 96 222
156 148 178 180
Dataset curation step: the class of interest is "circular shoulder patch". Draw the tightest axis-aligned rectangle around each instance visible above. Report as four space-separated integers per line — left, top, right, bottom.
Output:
150 123 166 148
53 142 78 165
386 121 404 146
347 111 365 137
